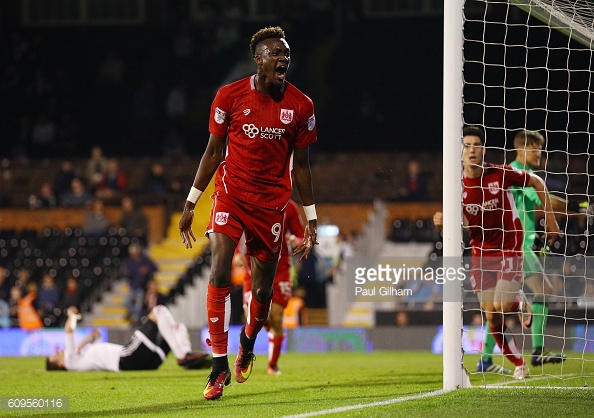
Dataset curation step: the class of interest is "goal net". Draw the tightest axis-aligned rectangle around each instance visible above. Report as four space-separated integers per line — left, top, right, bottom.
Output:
452 0 594 387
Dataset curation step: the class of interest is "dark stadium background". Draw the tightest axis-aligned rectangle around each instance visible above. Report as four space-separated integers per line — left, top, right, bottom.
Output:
0 1 445 158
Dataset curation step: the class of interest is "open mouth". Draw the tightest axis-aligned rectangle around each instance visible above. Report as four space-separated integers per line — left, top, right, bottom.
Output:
275 66 287 78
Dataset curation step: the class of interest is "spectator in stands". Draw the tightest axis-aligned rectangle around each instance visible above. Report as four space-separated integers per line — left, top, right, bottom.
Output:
118 196 149 246
61 277 81 312
95 157 127 199
86 146 108 193
14 268 31 293
18 282 43 330
84 198 110 236
143 162 169 195
142 279 167 319
29 181 57 209
8 286 20 327
62 177 93 207
37 273 60 321
395 311 409 327
282 287 308 329
391 160 430 201
54 160 78 203
0 266 13 301
121 243 158 324
165 175 188 212
0 298 9 328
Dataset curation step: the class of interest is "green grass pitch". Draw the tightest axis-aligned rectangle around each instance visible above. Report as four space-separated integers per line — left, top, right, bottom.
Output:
0 351 592 417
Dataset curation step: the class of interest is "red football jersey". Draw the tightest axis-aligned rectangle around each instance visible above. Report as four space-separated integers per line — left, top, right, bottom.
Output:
209 75 317 210
463 163 530 255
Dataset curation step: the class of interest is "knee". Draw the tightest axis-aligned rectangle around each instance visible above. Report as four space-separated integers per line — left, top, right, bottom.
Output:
252 285 272 303
209 266 231 287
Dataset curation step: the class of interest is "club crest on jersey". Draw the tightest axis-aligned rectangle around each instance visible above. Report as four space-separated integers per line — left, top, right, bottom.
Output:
214 107 227 124
215 212 229 225
488 181 500 195
280 109 294 124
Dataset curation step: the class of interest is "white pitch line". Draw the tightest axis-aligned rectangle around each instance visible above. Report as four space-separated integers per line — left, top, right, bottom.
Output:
280 389 448 418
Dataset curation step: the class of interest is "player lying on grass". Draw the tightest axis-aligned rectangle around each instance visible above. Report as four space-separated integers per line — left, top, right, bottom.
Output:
433 125 559 379
46 305 211 371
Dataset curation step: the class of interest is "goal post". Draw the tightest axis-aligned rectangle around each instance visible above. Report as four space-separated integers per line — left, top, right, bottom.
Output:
442 0 466 391
443 0 594 390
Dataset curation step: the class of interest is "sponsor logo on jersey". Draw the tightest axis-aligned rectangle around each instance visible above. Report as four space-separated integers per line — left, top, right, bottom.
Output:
280 109 294 124
243 109 251 116
243 124 259 138
464 198 500 216
214 107 227 124
215 212 229 225
242 124 285 140
488 181 500 195
307 114 316 131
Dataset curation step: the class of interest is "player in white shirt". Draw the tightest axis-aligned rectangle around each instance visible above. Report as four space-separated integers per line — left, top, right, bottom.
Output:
46 305 211 371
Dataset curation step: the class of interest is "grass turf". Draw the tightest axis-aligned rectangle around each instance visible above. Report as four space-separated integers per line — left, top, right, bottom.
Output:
0 351 592 417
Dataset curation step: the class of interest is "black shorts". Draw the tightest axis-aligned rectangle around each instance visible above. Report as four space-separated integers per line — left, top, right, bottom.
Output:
119 320 171 370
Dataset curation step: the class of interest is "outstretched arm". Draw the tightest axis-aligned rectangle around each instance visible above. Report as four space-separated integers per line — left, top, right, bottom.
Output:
179 134 225 249
292 146 318 261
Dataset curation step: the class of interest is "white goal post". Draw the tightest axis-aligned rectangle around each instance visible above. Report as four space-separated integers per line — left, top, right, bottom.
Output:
443 0 594 390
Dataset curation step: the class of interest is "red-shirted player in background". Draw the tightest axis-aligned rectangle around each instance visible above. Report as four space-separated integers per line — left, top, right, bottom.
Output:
242 199 305 375
434 125 559 379
178 26 318 400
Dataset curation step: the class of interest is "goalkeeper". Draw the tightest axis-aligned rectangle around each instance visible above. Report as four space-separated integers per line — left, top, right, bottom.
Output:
478 129 567 374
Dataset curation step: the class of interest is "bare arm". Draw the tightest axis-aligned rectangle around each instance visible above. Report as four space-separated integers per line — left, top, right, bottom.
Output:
292 146 318 261
179 133 225 249
527 173 560 245
77 328 100 354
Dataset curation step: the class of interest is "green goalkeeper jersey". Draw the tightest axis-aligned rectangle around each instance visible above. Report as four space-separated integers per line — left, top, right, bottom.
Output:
510 160 542 249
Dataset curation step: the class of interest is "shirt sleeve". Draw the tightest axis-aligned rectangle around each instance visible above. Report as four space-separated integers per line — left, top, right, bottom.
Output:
209 89 230 139
503 165 531 189
294 99 317 149
63 332 78 370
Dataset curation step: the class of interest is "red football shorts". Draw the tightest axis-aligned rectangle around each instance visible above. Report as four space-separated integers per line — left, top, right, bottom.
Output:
469 251 523 292
207 194 285 264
